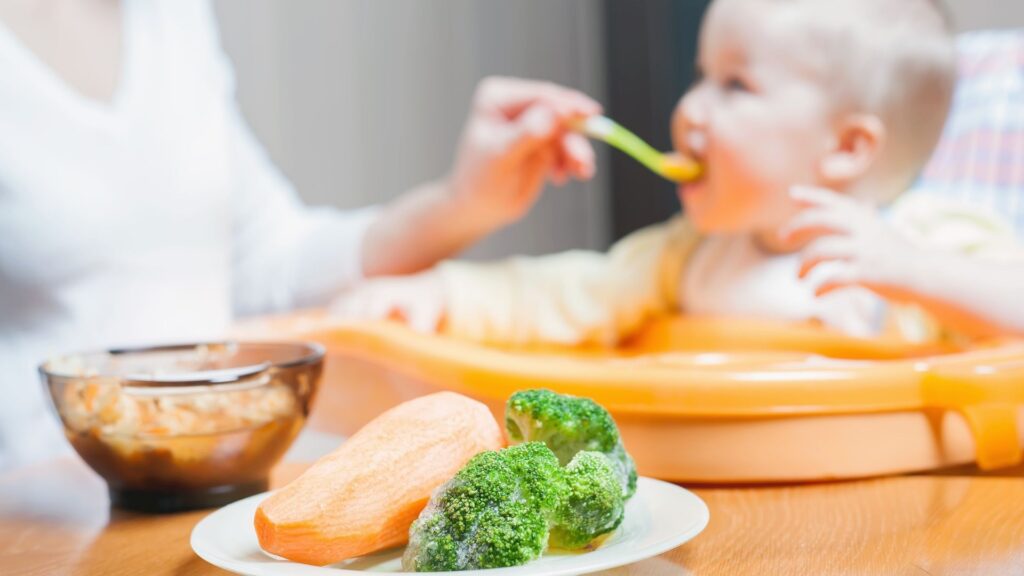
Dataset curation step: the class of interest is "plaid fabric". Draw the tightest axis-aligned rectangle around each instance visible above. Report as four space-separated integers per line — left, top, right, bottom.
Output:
914 29 1024 234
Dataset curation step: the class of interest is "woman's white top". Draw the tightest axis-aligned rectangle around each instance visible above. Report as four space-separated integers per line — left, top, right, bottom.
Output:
0 0 378 469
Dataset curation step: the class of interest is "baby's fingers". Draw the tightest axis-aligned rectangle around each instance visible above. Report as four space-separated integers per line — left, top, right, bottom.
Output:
329 284 399 321
403 301 444 334
782 207 853 244
329 290 369 319
812 262 861 297
799 236 855 279
790 185 853 209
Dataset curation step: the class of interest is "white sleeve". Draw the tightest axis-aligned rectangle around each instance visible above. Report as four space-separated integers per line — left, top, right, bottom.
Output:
227 110 380 315
439 220 685 347
185 0 381 316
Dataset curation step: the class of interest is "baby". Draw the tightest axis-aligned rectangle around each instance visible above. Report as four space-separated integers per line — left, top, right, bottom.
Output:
337 0 1014 345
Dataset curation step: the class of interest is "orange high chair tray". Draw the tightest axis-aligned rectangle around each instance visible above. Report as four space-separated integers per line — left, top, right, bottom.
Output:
236 313 1024 484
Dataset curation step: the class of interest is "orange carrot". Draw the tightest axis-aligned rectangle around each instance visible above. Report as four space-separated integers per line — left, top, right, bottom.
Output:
254 392 504 566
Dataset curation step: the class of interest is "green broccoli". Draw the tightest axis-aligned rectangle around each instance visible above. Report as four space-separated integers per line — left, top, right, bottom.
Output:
402 442 563 571
549 451 626 550
505 389 638 499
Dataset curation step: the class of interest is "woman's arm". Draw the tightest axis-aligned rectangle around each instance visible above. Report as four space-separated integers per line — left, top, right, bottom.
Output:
360 77 601 277
226 76 600 315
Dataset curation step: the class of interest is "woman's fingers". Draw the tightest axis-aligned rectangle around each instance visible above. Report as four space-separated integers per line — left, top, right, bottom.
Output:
519 145 557 203
475 76 601 120
561 132 596 180
469 78 601 189
500 104 559 159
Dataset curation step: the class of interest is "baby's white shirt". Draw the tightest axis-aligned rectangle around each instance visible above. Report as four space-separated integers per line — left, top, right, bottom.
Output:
683 235 884 337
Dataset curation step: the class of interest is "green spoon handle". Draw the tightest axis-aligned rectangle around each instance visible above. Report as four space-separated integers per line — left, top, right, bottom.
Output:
571 116 701 183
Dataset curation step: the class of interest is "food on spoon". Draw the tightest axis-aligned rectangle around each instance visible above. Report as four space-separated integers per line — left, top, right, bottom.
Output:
254 392 503 566
505 389 637 498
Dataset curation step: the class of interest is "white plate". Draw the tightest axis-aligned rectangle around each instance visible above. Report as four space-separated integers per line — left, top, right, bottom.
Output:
191 477 709 576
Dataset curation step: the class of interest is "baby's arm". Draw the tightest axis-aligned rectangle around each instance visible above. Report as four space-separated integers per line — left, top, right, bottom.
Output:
785 187 1024 338
872 254 1024 338
334 221 682 346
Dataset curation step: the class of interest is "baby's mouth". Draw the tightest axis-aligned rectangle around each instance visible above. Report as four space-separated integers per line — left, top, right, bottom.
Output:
683 131 707 164
675 131 707 184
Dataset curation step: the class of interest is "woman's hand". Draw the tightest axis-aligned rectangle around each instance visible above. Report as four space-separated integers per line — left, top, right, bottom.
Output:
361 77 600 278
446 76 601 229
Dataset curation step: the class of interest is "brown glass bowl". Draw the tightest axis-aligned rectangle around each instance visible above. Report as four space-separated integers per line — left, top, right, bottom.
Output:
40 341 323 513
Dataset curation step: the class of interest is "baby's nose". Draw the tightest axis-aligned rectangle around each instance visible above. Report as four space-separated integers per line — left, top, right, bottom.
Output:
680 86 710 126
672 91 708 156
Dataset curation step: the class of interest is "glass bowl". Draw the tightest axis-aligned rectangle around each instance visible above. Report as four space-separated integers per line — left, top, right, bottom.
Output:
40 341 323 513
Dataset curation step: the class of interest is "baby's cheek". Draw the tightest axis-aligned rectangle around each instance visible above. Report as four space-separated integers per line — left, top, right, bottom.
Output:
718 173 793 231
759 187 804 230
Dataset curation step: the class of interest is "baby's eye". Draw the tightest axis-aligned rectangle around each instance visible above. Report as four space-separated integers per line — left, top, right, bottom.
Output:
688 66 706 88
723 75 750 93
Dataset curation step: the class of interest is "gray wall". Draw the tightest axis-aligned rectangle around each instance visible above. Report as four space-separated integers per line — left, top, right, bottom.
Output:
947 0 1024 31
213 0 610 259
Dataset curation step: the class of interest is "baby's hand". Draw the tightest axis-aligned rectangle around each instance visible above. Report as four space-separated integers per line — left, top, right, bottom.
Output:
783 186 923 301
331 271 446 333
447 76 601 231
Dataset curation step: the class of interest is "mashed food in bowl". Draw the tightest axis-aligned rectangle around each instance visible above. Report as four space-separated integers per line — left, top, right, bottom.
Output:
42 342 321 511
61 377 297 438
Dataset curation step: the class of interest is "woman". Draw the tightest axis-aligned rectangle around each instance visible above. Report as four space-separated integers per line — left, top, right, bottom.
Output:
0 0 599 469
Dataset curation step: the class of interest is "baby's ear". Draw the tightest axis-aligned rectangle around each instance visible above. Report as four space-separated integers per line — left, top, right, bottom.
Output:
819 114 886 186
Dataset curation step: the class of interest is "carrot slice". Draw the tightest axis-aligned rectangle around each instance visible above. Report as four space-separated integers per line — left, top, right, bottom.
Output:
254 392 504 566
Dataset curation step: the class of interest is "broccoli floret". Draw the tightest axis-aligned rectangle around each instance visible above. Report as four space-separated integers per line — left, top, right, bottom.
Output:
506 389 637 499
405 428 631 571
549 451 625 550
402 442 564 572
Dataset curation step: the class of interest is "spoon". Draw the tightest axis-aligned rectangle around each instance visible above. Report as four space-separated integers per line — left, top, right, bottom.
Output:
571 116 702 183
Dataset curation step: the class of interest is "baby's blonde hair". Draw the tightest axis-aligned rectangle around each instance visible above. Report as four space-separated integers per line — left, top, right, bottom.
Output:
770 0 957 199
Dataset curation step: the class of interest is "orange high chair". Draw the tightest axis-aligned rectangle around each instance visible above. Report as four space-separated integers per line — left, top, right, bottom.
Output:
236 312 1024 483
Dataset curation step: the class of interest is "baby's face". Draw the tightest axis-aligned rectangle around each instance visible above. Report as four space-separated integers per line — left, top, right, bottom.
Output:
673 0 837 234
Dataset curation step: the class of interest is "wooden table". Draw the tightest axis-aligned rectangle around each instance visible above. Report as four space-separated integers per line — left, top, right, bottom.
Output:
3 456 1024 576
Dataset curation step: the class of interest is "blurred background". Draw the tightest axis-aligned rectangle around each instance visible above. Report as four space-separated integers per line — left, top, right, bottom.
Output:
214 0 1024 259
